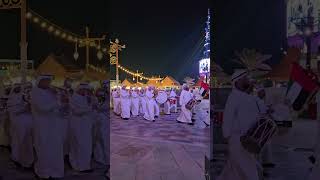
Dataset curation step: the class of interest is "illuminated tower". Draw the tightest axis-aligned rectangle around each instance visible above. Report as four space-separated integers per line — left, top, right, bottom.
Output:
199 9 210 82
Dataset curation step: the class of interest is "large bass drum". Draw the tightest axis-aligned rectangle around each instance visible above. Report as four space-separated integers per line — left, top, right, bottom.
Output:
240 115 278 154
156 91 168 104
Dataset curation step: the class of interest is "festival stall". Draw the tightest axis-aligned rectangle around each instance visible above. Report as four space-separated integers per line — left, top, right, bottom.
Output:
159 76 180 89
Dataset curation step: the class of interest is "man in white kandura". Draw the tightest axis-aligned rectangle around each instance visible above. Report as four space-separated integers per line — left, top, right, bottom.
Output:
93 80 109 167
164 89 171 115
169 88 178 113
7 83 34 168
217 69 260 180
112 88 121 116
30 75 65 179
131 88 140 117
176 84 194 125
139 88 147 115
153 87 160 118
0 85 11 147
144 86 155 122
69 83 94 172
255 85 275 176
120 86 131 120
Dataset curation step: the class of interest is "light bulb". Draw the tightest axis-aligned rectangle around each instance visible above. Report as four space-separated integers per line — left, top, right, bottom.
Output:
26 12 32 19
97 51 103 60
73 51 79 60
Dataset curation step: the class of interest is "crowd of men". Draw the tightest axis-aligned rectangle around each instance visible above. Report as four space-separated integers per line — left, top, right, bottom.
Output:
111 83 210 127
0 75 109 180
218 69 320 180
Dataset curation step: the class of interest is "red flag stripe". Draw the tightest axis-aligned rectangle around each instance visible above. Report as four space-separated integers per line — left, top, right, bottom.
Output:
290 63 318 92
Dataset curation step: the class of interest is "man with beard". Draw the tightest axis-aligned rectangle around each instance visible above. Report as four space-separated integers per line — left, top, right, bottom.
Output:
217 69 260 180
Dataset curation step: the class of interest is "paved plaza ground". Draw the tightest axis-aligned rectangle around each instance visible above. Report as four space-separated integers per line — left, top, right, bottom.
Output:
110 112 210 180
212 119 319 180
0 146 108 180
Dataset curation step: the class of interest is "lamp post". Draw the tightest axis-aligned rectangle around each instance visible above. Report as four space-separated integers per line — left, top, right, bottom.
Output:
78 26 106 72
110 39 125 85
291 13 317 70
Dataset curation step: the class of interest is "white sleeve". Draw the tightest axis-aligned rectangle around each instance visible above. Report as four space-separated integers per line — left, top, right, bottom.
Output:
31 90 58 112
222 95 237 139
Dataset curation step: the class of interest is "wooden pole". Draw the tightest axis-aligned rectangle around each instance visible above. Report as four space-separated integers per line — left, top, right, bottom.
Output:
20 0 27 83
85 26 89 72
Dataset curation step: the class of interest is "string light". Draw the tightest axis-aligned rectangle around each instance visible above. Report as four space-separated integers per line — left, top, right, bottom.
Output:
26 9 162 81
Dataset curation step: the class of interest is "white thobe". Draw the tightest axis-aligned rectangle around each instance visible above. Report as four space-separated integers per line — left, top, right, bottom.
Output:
177 90 193 123
112 91 121 115
255 97 273 164
144 90 155 121
194 98 210 128
139 92 147 115
0 103 9 146
154 98 160 117
120 89 130 119
30 87 64 178
69 94 93 171
7 93 34 167
218 89 260 180
93 100 109 166
131 91 139 116
169 91 177 113
164 92 171 115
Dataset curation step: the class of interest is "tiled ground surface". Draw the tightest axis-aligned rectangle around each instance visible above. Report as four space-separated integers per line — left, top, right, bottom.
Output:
0 146 108 180
211 119 319 180
110 112 210 180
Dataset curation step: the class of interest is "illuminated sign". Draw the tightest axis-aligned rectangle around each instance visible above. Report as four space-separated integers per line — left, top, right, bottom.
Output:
199 58 210 74
287 0 320 37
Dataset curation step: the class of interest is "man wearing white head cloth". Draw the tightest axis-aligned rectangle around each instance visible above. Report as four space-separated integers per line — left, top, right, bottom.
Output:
69 82 94 172
112 87 121 116
131 87 140 117
176 83 194 125
30 75 65 179
152 86 160 118
217 69 260 180
144 86 156 121
139 88 147 115
120 86 131 120
169 88 178 113
7 82 34 168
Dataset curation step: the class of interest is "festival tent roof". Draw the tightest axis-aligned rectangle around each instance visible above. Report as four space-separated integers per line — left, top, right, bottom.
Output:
160 76 180 88
265 48 301 81
122 79 134 87
147 78 159 87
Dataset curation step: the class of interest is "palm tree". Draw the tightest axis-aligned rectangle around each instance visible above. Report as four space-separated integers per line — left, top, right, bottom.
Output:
231 48 272 78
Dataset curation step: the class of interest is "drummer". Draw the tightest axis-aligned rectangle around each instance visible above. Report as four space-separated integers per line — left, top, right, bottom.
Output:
218 69 260 180
255 85 275 176
169 88 178 113
176 84 194 125
164 89 171 115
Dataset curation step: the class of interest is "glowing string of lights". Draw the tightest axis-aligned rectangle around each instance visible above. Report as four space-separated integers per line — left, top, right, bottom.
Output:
26 9 162 81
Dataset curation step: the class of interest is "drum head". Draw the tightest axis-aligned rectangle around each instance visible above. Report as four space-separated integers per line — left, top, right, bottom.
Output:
156 91 168 104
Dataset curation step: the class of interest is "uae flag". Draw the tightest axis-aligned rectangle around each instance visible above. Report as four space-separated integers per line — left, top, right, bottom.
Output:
200 81 210 97
286 62 319 111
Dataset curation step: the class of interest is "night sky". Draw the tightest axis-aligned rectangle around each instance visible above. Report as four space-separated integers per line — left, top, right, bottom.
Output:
0 0 209 82
109 0 210 82
213 0 287 74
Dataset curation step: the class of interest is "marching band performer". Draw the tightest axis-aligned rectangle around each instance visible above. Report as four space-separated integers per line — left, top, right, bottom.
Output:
120 86 131 120
93 87 109 166
7 83 34 168
177 84 194 125
169 88 178 113
139 88 147 115
131 87 140 117
153 87 160 118
144 86 156 122
218 69 260 180
69 83 94 172
30 75 65 179
255 85 275 176
164 89 171 115
112 88 121 116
